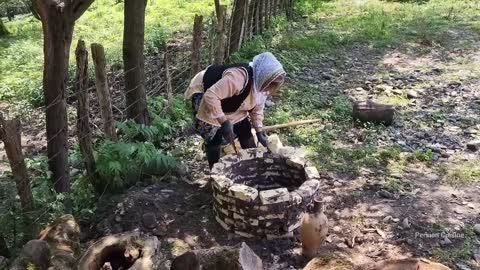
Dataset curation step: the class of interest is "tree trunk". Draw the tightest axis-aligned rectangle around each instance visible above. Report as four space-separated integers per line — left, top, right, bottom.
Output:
254 0 260 35
265 0 271 29
214 5 227 65
40 10 74 194
0 114 34 212
123 0 149 125
229 0 247 55
91 43 117 140
191 15 203 77
258 0 264 34
0 20 9 36
33 0 95 196
75 40 101 193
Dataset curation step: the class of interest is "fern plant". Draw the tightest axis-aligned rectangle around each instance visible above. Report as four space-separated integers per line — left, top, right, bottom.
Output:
95 141 177 192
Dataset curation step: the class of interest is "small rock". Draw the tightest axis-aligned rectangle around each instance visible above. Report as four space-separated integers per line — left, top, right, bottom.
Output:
474 224 480 235
402 218 411 229
142 212 157 229
356 87 364 91
407 90 418 99
383 216 393 222
333 181 342 187
440 236 452 246
466 140 480 152
321 73 332 80
474 248 480 263
392 218 400 223
467 203 475 209
115 215 122 222
379 190 394 199
333 226 342 232
392 89 403 95
456 262 473 270
390 173 402 179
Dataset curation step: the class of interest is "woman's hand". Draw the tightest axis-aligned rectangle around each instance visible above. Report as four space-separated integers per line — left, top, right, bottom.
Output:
256 131 268 147
221 120 235 144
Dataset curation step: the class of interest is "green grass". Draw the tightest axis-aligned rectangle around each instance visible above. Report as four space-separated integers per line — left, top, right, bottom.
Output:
0 0 223 106
440 159 480 186
277 0 480 54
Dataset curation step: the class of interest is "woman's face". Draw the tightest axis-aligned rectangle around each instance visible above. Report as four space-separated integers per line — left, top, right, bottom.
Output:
262 76 285 95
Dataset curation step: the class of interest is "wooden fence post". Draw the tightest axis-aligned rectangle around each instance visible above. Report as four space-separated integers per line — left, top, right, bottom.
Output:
229 0 248 55
91 43 117 140
75 40 100 193
0 114 34 212
214 5 227 65
164 49 174 110
191 15 203 77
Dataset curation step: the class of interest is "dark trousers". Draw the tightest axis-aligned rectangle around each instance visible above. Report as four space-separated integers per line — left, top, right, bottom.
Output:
206 118 256 169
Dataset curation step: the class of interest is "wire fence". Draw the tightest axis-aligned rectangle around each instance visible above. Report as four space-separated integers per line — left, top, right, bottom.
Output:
0 0 296 247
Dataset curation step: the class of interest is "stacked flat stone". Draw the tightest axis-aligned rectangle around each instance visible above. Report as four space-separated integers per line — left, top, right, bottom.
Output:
211 148 321 239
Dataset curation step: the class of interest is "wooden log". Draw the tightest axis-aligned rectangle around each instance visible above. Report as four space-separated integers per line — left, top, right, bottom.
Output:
191 15 203 77
352 100 396 126
75 40 99 193
39 214 81 270
214 5 227 65
0 114 34 212
91 43 117 140
77 232 161 270
263 119 322 132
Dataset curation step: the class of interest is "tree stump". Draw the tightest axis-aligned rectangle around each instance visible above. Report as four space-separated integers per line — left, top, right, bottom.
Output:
77 232 161 270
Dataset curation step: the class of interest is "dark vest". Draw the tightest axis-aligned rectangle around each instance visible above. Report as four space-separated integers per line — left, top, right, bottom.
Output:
202 63 254 113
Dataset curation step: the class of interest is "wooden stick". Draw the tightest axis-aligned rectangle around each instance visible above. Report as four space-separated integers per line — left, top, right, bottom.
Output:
263 119 322 132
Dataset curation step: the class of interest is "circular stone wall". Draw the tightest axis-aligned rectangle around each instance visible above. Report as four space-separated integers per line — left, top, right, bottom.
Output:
210 148 321 239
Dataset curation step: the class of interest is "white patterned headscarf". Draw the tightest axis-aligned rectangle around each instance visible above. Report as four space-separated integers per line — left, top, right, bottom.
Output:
250 52 286 92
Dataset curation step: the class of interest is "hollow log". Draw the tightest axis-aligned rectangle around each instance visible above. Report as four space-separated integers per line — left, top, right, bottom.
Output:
77 232 161 270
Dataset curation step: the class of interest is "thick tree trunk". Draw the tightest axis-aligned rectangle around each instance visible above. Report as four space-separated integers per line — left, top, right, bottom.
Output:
91 43 117 140
123 0 149 125
0 114 34 212
33 0 95 196
0 20 9 36
229 0 247 55
191 15 203 77
40 11 74 194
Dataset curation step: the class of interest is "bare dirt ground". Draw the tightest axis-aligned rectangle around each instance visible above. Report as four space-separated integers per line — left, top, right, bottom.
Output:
84 26 480 270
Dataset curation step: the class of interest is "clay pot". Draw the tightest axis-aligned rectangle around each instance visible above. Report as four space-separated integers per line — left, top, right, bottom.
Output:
299 197 328 259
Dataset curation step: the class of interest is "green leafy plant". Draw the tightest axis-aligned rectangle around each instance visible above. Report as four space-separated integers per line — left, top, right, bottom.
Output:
95 141 177 192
